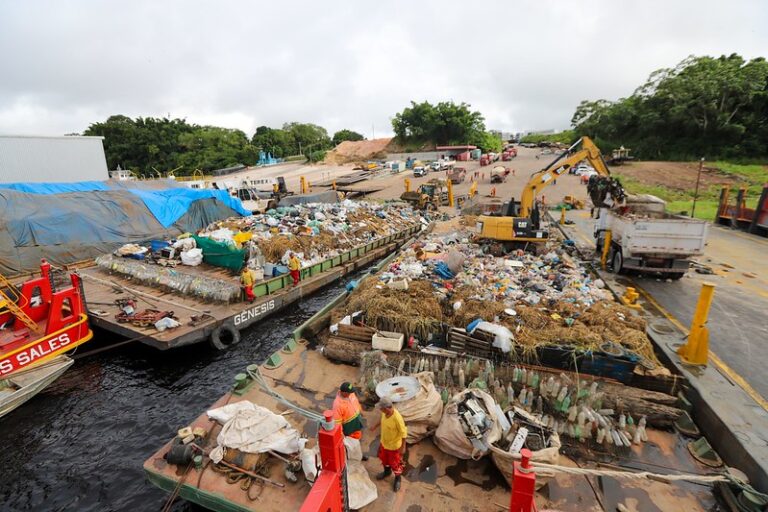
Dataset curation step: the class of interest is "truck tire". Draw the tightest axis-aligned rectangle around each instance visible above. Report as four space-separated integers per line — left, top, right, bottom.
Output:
669 272 685 280
210 324 241 350
612 250 624 274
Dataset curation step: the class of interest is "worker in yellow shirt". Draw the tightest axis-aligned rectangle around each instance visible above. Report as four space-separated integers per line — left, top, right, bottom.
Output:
369 396 407 492
240 267 257 303
287 251 301 286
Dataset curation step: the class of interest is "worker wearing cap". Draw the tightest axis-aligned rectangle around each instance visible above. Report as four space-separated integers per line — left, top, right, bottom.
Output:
332 382 364 441
240 267 257 303
287 251 301 286
369 396 407 492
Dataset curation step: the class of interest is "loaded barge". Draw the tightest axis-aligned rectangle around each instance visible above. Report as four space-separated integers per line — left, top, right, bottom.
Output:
80 221 422 350
144 215 762 512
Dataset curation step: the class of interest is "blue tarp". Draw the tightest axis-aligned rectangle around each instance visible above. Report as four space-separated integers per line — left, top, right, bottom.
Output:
126 188 250 227
0 181 109 194
0 181 251 228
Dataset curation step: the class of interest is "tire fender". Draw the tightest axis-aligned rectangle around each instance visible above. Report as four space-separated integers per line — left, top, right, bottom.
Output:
210 323 241 350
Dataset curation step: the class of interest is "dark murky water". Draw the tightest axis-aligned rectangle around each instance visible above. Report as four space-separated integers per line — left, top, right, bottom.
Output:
0 280 354 512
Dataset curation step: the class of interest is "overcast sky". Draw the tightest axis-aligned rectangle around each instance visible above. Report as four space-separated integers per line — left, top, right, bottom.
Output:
1 0 766 138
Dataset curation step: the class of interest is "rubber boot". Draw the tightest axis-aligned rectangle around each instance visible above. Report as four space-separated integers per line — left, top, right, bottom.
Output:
393 475 402 492
376 467 392 480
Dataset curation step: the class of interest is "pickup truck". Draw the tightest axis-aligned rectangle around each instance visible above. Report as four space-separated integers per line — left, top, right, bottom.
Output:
594 195 709 279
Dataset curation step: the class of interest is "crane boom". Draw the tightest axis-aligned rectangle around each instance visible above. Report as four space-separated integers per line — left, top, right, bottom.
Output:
519 137 611 217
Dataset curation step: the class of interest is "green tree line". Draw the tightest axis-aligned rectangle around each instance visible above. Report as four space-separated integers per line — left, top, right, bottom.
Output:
391 101 502 153
571 54 768 160
84 116 365 176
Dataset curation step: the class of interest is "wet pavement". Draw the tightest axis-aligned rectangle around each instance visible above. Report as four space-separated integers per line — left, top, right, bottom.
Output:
0 279 354 512
562 208 768 402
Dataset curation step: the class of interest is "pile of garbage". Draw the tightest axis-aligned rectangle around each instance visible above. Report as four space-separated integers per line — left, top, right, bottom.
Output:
342 228 658 365
102 201 422 299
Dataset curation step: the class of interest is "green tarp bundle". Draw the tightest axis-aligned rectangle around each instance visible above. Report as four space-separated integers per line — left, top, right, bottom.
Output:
192 235 246 271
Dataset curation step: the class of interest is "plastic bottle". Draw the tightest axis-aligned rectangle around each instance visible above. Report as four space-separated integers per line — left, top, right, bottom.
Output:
459 368 466 388
596 428 606 444
531 372 540 389
507 383 515 405
512 367 520 383
567 405 578 423
619 413 626 430
518 387 527 406
521 368 528 387
535 396 544 414
638 416 648 442
545 377 555 398
561 394 571 413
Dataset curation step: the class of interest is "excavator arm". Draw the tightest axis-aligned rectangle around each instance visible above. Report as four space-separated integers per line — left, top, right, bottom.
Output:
519 137 610 217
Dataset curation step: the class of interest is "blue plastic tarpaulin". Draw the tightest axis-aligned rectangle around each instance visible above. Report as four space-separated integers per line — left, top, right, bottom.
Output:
0 181 251 228
126 188 251 227
0 181 109 194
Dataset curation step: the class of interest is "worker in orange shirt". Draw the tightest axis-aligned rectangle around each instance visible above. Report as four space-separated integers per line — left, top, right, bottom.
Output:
331 382 367 450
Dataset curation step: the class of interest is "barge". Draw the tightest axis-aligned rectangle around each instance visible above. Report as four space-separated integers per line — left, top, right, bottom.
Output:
80 222 422 350
143 215 760 511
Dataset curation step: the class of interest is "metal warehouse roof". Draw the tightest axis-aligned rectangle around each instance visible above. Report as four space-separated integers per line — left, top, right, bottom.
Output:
0 135 108 183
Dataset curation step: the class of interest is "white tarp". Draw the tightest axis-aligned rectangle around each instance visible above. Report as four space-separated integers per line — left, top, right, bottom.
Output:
207 402 300 463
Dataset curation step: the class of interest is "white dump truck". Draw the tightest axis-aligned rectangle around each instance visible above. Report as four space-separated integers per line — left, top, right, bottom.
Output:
594 194 709 280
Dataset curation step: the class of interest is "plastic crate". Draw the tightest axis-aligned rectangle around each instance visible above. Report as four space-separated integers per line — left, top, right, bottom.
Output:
372 331 404 352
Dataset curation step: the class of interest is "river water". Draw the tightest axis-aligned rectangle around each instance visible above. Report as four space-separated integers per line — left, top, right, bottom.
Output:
0 281 351 512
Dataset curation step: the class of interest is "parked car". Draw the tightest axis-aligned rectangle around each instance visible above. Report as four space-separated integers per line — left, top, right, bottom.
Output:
413 166 427 177
571 164 593 175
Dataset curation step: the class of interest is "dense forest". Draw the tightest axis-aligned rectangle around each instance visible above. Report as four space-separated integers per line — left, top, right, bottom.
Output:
83 116 363 176
571 54 768 160
391 101 502 153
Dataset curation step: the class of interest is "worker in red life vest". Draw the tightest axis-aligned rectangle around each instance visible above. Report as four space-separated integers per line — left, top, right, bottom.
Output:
332 382 365 441
369 396 407 492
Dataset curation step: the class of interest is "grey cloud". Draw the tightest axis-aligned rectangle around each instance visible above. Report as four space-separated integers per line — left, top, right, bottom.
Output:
0 0 765 137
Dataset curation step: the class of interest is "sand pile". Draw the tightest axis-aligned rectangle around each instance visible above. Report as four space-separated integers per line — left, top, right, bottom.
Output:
324 138 393 165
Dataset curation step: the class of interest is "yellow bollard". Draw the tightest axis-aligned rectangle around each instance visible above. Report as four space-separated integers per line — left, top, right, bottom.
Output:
308 180 312 193
621 287 641 309
600 230 612 270
273 183 278 194
560 207 566 225
678 283 716 366
332 180 337 191
300 176 307 194
404 178 411 192
447 179 454 207
469 181 477 198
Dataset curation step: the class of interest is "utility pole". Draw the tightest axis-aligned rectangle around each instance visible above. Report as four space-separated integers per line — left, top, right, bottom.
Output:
691 157 704 218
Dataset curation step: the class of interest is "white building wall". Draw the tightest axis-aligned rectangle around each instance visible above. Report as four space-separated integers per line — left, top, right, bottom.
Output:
0 135 109 183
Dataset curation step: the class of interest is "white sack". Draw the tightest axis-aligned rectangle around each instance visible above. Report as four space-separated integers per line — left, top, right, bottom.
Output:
434 389 502 460
347 461 378 510
181 248 203 266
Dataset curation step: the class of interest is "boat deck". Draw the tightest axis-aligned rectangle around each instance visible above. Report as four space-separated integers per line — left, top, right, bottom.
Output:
144 342 717 512
80 225 421 350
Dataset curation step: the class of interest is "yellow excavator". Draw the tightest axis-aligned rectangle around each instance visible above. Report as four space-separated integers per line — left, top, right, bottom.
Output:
475 136 611 246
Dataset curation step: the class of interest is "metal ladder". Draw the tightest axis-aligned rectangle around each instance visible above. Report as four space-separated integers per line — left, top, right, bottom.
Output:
0 274 42 334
